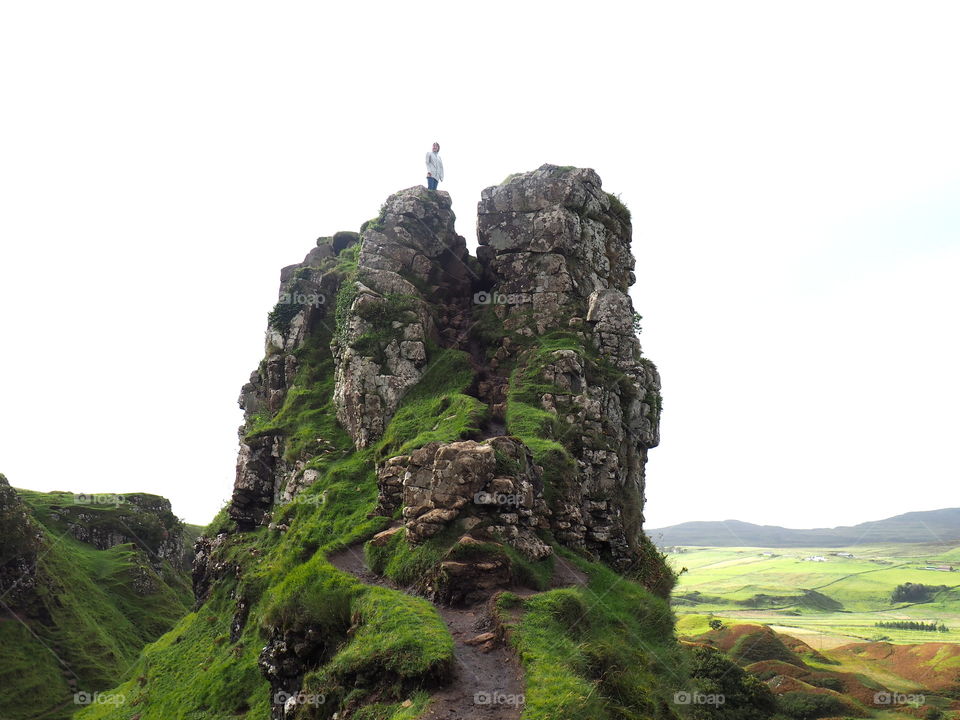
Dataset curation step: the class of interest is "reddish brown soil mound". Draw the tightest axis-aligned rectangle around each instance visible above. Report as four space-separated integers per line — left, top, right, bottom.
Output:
831 641 960 694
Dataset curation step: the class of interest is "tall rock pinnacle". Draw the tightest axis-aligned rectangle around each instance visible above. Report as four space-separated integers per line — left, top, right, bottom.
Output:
227 165 663 583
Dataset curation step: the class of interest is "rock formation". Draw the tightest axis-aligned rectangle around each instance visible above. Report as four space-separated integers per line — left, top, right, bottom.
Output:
0 478 196 720
477 166 662 571
224 164 662 579
49 492 191 569
207 166 667 718
0 474 44 608
332 189 472 447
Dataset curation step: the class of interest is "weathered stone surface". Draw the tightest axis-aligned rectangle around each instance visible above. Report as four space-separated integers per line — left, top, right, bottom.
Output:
0 474 43 608
433 557 512 606
477 166 661 571
333 188 472 448
227 166 662 589
228 434 284 530
478 164 634 334
369 525 403 547
385 436 552 572
374 455 408 516
258 625 329 720
191 532 231 606
50 493 189 569
240 236 356 425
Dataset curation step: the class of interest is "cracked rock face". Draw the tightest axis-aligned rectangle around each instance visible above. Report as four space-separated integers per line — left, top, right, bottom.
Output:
386 436 551 562
258 626 329 720
239 235 355 425
0 474 43 608
224 166 662 579
229 235 358 529
228 434 284 530
477 165 661 571
477 164 635 335
333 188 471 449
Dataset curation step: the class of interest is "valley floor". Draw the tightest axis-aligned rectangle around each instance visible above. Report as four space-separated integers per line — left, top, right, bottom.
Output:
668 542 960 644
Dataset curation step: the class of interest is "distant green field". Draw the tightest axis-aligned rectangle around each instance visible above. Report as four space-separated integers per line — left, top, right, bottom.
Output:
668 543 960 645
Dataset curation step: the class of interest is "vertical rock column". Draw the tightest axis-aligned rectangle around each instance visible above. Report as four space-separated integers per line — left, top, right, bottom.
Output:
332 187 472 448
476 165 662 571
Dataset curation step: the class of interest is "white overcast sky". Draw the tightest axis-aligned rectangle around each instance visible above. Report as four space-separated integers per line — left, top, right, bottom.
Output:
1 2 958 530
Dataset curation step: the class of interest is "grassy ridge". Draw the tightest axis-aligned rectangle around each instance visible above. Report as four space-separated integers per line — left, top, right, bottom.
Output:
74 313 489 719
499 550 686 720
0 498 194 720
72 241 685 718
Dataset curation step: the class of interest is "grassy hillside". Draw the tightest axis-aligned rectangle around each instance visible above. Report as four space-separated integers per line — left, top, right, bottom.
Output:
0 487 195 720
71 345 485 719
70 240 702 720
678 616 960 719
72 340 691 720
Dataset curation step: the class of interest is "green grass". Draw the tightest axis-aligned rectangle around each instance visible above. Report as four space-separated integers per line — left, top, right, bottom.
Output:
365 525 459 587
0 621 71 720
76 314 487 720
605 192 631 223
16 488 187 562
501 550 685 720
308 585 452 687
246 327 352 464
504 333 586 496
364 519 556 595
669 545 960 645
372 346 486 461
0 516 192 720
74 463 451 720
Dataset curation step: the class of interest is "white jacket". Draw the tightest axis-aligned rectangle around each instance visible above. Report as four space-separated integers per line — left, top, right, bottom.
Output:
425 151 444 182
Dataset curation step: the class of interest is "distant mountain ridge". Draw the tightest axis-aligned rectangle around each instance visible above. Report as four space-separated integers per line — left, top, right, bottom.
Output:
649 508 960 547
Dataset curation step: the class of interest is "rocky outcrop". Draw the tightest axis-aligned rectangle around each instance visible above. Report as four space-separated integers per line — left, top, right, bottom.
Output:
229 434 285 531
258 626 329 720
332 188 472 448
389 436 551 560
191 532 235 606
225 165 662 581
477 165 635 334
0 474 43 608
229 234 358 529
40 492 191 570
477 165 661 572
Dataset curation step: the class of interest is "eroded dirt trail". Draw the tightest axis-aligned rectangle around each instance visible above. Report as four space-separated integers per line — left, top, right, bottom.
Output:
327 543 525 719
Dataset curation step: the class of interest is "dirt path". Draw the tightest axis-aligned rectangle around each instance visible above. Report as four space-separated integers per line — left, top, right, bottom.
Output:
327 543 526 719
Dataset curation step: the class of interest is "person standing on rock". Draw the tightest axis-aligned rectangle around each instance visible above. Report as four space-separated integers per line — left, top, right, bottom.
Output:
425 142 444 191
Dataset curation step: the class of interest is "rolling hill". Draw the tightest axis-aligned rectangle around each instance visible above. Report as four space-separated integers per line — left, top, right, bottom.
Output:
650 508 960 547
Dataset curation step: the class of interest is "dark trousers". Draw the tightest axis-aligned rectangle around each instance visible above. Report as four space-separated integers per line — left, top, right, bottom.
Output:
427 176 438 191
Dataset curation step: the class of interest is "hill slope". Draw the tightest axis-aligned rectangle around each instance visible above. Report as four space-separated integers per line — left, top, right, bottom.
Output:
651 508 960 547
70 168 780 720
0 475 198 720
